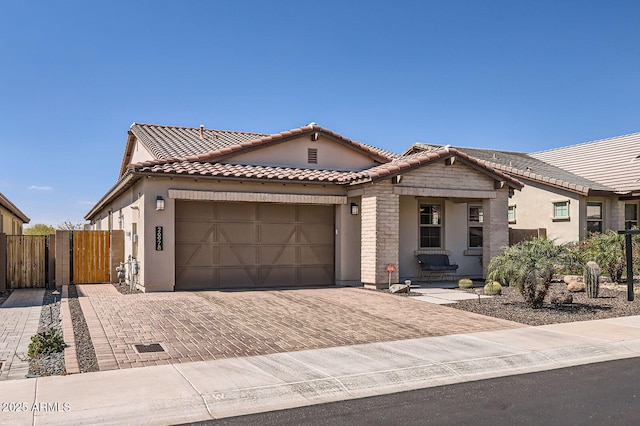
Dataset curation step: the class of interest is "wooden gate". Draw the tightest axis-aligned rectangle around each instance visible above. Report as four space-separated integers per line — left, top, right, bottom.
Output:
72 231 111 284
6 235 48 288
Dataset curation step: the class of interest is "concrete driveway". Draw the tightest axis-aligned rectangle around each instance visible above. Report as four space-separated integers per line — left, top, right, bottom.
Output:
72 284 524 371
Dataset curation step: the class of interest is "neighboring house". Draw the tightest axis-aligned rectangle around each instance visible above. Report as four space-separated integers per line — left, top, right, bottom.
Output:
0 192 30 235
86 123 522 292
408 131 640 244
532 132 640 233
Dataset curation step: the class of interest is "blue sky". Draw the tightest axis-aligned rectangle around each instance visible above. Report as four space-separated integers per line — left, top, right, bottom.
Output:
1 1 639 226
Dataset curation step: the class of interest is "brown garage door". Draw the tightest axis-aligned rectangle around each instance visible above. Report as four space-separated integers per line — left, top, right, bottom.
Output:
175 201 335 290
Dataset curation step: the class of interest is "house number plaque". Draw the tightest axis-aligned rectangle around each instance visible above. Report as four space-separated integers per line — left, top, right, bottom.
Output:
155 226 163 251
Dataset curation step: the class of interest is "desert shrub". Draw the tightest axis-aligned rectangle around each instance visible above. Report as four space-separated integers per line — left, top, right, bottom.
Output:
28 328 64 358
487 238 574 308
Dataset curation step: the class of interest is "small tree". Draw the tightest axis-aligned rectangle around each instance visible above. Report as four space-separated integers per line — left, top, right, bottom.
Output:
23 223 55 235
487 238 575 308
56 221 85 230
579 230 626 282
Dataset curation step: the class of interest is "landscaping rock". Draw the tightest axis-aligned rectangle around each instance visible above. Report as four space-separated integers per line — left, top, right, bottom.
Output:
550 290 573 305
389 284 409 294
564 275 585 292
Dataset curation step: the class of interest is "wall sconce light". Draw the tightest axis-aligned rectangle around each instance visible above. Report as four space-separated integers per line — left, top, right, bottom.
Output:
156 196 165 211
350 202 359 215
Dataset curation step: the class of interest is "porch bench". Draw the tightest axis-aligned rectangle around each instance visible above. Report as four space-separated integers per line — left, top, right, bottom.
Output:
415 253 458 282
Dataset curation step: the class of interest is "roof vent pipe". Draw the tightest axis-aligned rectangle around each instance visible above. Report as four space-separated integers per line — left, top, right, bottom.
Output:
199 124 204 140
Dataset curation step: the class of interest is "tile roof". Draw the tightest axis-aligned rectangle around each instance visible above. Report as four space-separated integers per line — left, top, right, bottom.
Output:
531 132 640 193
136 161 360 183
408 144 615 195
130 123 270 160
0 192 30 223
133 146 522 188
129 123 397 169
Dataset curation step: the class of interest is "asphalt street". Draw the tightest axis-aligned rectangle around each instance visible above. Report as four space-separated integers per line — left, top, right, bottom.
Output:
188 357 640 426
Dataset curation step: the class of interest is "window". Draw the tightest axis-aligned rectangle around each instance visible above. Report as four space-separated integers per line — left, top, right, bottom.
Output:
553 201 570 219
508 205 516 224
468 205 483 248
420 204 442 248
307 148 318 164
586 202 603 233
625 204 638 229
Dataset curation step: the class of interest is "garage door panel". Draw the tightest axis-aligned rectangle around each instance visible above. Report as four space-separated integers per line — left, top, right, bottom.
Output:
218 203 256 221
261 267 297 287
219 268 258 287
298 205 333 222
300 224 334 244
219 246 256 265
176 245 215 267
300 246 333 264
176 222 216 243
219 224 257 244
260 246 296 265
258 204 296 222
176 201 214 220
261 224 296 244
176 201 334 290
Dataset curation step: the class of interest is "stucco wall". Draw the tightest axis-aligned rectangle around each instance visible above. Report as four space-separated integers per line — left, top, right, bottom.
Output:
229 134 378 171
0 205 25 235
508 180 581 243
130 139 155 164
335 197 362 286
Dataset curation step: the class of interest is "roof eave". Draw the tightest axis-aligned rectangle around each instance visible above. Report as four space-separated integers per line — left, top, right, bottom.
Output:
0 192 30 223
85 173 139 221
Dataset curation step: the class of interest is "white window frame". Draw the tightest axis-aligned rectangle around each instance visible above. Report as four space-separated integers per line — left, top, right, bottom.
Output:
508 205 516 224
468 205 483 249
553 200 570 221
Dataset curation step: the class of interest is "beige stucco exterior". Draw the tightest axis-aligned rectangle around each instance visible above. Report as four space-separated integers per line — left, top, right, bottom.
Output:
88 127 519 291
0 193 29 235
508 178 628 243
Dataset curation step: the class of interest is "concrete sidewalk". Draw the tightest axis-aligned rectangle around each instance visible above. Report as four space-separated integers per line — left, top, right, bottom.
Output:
2 315 640 425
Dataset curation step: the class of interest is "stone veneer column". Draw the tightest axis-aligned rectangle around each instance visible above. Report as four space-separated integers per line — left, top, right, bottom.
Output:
483 189 509 276
361 183 400 288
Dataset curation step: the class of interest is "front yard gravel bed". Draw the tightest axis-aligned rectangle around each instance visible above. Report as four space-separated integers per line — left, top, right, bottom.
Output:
451 282 640 326
0 289 12 306
68 285 99 373
29 289 65 377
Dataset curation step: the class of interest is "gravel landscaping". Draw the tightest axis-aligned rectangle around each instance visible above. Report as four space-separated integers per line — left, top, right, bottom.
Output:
67 285 99 373
28 289 65 377
0 289 12 306
450 282 640 326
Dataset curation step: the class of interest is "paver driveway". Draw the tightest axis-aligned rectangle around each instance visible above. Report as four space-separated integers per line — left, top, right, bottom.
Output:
74 285 524 371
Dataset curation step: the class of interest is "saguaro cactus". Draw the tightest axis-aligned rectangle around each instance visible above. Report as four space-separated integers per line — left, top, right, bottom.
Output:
584 261 601 298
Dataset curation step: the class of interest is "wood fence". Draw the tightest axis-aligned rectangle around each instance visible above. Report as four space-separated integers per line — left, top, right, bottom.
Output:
1 230 123 290
5 235 48 288
71 231 111 284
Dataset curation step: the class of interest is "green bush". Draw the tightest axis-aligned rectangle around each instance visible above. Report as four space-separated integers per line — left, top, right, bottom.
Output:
487 238 575 308
28 328 64 358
